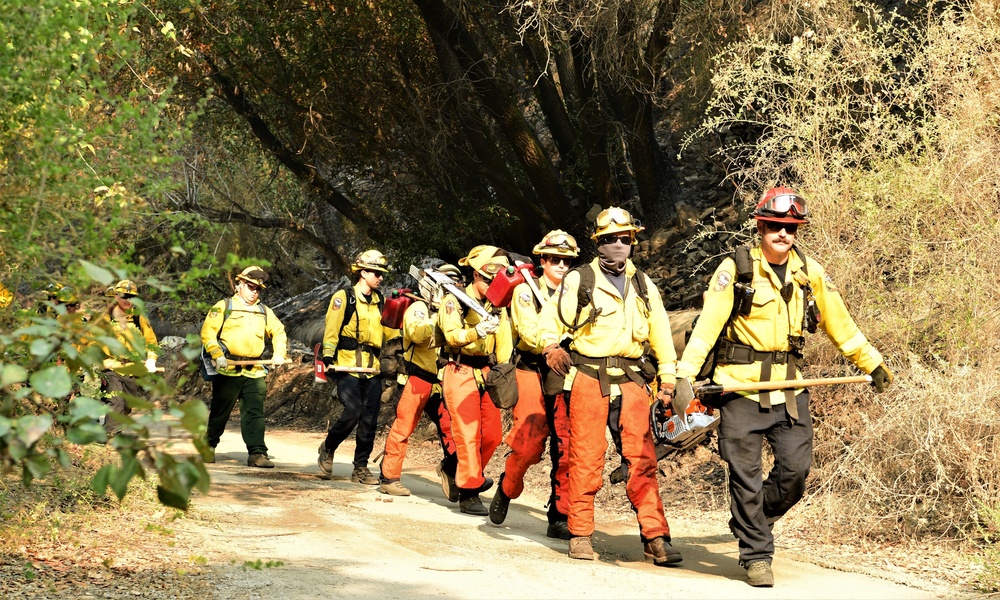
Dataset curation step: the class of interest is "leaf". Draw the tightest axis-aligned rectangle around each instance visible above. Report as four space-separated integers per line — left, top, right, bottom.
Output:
65 396 108 423
157 485 189 511
92 464 113 495
78 260 115 285
29 338 56 358
0 364 28 387
65 422 107 445
22 454 52 485
16 414 53 447
29 366 72 398
177 399 208 435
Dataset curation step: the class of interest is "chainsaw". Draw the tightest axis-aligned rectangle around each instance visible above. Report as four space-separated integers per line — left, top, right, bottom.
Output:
651 374 873 457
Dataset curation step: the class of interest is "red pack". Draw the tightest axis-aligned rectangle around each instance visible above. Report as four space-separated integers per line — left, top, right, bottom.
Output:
380 289 414 329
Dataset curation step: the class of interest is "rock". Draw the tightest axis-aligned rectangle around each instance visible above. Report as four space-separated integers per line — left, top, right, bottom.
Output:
675 202 700 228
585 203 604 223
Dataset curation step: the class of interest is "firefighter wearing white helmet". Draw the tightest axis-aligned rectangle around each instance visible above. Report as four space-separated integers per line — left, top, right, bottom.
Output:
97 279 159 437
318 249 396 485
438 245 513 515
202 266 289 468
378 263 461 498
490 230 579 539
674 187 892 587
536 207 682 566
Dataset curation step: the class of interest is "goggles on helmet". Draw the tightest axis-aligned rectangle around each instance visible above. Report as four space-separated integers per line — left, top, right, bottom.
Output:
596 207 638 229
479 261 506 279
543 232 576 250
756 193 808 220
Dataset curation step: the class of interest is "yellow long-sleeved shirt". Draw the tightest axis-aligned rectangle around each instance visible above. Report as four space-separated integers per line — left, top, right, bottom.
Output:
509 278 558 355
676 245 884 404
537 258 677 385
322 283 397 376
201 295 287 379
438 284 512 364
399 299 440 377
100 305 159 370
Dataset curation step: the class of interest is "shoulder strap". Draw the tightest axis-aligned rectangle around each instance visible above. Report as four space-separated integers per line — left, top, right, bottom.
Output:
733 245 754 284
338 288 357 339
556 264 598 332
630 267 650 310
792 245 809 276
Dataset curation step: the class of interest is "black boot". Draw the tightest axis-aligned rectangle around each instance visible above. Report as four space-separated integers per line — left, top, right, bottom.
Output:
489 474 510 525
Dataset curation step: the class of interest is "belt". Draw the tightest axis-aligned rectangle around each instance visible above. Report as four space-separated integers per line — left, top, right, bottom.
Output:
446 353 496 370
403 360 439 384
516 351 545 373
338 338 380 369
714 340 802 421
570 351 645 397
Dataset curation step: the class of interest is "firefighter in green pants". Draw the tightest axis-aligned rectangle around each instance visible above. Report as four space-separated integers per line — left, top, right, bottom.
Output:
202 266 288 468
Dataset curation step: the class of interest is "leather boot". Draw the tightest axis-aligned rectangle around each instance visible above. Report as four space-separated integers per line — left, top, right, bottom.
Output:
489 474 510 525
568 536 594 560
247 453 274 468
746 560 774 587
643 536 682 566
546 521 571 540
459 495 488 516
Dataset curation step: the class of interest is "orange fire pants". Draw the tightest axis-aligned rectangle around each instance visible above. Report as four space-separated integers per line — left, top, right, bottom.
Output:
380 375 455 481
443 363 501 490
567 372 669 540
500 368 570 520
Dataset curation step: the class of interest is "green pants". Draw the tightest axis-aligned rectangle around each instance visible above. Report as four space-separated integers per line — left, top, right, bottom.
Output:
207 374 268 455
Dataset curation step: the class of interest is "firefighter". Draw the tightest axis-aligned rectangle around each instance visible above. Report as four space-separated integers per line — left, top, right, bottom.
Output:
98 280 159 436
202 266 289 468
318 250 395 484
489 231 578 540
378 264 461 498
674 187 893 587
537 207 682 566
439 245 512 515
0 281 12 310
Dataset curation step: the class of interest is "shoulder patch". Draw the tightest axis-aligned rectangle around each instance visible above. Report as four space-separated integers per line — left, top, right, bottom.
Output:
714 271 733 292
333 297 343 310
208 308 221 318
518 292 532 305
824 274 838 292
445 300 456 315
413 308 427 321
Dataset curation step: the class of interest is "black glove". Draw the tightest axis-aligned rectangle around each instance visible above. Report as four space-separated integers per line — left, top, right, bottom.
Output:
672 377 695 419
871 364 893 393
322 355 334 368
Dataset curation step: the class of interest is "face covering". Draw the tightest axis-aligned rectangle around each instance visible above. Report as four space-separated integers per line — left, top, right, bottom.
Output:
598 241 630 275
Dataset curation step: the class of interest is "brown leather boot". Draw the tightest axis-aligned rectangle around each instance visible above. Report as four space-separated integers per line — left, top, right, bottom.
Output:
643 536 682 566
568 536 594 560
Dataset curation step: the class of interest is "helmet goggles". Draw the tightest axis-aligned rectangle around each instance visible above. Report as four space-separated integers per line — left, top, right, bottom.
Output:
755 193 809 221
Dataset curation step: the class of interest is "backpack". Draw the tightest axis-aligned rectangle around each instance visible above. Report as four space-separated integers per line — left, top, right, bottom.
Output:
693 245 814 380
199 298 270 381
556 263 651 332
317 287 386 366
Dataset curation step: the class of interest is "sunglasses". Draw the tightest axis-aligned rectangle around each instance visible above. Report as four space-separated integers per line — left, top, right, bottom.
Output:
598 234 633 246
119 294 138 300
543 256 573 266
65 303 80 310
763 221 799 234
244 283 262 293
758 193 808 219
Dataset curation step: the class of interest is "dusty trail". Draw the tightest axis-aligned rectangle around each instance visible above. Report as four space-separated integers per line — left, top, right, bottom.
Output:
168 428 956 599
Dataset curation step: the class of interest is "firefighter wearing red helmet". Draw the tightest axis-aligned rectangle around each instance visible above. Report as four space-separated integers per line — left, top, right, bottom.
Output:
489 230 578 539
536 208 682 566
675 187 893 587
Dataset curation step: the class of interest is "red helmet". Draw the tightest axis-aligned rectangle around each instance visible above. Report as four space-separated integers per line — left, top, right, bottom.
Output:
753 187 810 224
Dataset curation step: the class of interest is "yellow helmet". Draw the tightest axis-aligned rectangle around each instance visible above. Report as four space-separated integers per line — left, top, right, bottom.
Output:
235 266 269 289
591 206 644 242
351 249 390 274
458 245 509 280
532 230 580 257
113 279 139 296
56 286 79 304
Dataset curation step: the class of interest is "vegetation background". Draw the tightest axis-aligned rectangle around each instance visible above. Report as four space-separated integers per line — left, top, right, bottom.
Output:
1 0 999 593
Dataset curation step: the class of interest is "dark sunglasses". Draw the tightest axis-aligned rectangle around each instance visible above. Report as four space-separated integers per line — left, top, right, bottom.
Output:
763 222 798 234
120 294 138 300
598 234 632 246
65 303 80 310
543 256 573 266
244 283 262 293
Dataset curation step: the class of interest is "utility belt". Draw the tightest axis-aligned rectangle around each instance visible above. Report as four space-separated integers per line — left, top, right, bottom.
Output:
570 351 646 397
404 360 440 385
445 352 497 370
714 338 804 421
338 338 380 354
515 350 545 373
226 352 262 373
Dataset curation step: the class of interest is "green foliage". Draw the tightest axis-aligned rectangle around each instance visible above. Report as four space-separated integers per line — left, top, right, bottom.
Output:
0 1 211 510
974 499 1000 592
243 559 284 570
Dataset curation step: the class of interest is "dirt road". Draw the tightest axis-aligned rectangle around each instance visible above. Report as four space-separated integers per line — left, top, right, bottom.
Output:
174 428 952 599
